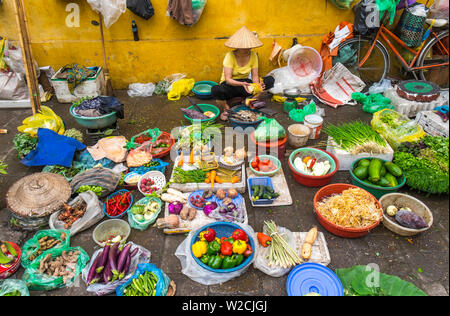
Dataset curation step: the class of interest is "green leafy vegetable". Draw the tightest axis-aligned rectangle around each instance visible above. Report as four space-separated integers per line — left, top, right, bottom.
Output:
0 160 7 175
13 133 38 159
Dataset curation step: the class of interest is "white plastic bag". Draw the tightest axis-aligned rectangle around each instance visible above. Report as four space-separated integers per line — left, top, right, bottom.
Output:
0 71 29 100
165 73 186 93
87 0 127 28
430 0 449 20
3 40 40 77
268 67 311 95
175 223 258 285
368 79 392 94
253 226 296 277
49 191 104 236
127 83 156 97
81 242 151 296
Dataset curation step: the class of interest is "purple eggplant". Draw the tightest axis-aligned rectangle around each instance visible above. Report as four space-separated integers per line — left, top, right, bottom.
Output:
119 253 131 280
117 244 131 273
96 245 110 274
109 242 120 277
89 272 101 286
87 254 102 285
103 262 113 284
130 247 139 258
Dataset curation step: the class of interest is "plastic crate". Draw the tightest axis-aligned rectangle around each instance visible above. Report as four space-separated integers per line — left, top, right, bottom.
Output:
247 177 275 205
103 190 133 219
415 111 449 137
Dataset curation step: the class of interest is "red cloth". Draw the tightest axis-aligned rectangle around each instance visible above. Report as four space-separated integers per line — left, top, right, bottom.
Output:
167 0 194 25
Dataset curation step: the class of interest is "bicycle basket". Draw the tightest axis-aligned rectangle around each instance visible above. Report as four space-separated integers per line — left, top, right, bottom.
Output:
396 3 429 48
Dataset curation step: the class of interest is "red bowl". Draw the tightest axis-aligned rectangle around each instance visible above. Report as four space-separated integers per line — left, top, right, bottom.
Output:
152 132 175 159
313 184 383 238
288 148 339 187
0 242 21 279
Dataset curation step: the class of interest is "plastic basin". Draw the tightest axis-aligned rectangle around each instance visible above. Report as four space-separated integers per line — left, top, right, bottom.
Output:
229 106 264 131
92 219 131 247
184 104 220 124
192 81 219 99
250 132 287 160
190 222 255 273
349 158 406 199
288 148 339 187
0 242 21 279
103 190 133 219
287 46 322 82
313 184 383 238
249 155 281 177
70 105 117 129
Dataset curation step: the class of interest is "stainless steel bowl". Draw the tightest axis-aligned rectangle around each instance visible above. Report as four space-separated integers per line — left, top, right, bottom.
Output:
283 88 301 98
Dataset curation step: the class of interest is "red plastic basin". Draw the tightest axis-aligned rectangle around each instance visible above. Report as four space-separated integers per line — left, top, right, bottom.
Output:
250 132 287 160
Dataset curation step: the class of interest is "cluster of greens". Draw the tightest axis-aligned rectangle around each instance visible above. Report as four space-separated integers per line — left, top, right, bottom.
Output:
13 133 38 159
171 167 206 184
45 165 84 179
394 136 449 194
0 160 7 175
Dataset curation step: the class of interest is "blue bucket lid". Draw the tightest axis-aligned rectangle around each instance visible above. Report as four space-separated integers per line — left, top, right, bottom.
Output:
286 263 344 296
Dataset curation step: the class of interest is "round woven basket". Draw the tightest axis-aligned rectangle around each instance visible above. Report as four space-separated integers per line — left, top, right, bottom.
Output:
6 173 71 218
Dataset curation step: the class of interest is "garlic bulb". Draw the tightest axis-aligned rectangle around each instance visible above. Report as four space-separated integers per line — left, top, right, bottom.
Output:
386 205 398 217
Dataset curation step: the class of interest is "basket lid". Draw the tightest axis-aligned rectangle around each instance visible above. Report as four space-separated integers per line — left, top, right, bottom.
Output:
6 173 71 218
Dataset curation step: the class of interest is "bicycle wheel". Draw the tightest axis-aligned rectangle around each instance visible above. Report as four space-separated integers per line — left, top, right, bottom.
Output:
333 36 390 86
417 30 449 90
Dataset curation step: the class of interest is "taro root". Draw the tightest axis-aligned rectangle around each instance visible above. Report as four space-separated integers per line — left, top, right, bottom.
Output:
216 189 227 200
395 210 428 229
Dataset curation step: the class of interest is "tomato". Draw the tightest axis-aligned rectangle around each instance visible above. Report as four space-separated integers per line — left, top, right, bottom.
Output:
260 159 271 166
254 156 260 164
251 161 259 169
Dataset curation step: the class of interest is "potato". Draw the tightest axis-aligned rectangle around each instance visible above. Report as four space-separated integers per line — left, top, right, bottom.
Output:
187 208 197 221
179 205 190 220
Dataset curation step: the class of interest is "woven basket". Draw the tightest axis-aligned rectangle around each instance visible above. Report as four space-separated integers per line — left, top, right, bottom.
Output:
396 4 427 47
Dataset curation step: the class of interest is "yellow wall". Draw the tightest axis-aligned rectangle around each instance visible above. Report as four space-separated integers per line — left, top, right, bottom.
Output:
0 0 355 89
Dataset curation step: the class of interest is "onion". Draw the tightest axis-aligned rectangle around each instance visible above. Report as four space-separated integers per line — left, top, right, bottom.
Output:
226 203 237 212
168 201 183 215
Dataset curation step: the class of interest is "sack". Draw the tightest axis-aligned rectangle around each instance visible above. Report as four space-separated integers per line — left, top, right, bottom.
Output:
0 71 29 100
167 78 195 101
87 0 127 28
18 106 65 137
116 263 170 296
81 242 151 296
310 62 366 108
127 197 162 231
127 0 155 20
49 191 104 236
329 0 356 9
0 279 30 296
127 82 155 97
354 0 380 35
21 229 71 269
22 246 89 291
396 3 429 47
254 117 286 142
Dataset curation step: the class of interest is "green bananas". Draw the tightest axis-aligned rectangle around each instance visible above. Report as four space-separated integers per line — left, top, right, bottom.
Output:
0 241 17 265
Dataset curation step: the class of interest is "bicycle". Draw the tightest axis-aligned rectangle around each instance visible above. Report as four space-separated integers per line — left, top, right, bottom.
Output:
333 11 449 90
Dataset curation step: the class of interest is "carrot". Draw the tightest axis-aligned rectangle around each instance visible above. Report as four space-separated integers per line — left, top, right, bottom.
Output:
210 170 216 188
231 176 240 184
189 150 194 164
215 176 223 184
178 153 184 167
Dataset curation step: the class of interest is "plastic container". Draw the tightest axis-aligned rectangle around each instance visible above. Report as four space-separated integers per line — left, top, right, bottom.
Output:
92 219 131 247
192 81 219 99
287 263 344 296
103 190 133 219
190 222 255 273
129 159 170 175
349 158 406 199
415 111 449 137
138 171 167 196
289 148 339 187
184 104 220 124
287 124 311 148
0 242 21 279
380 193 433 237
124 172 142 186
250 132 287 160
229 106 264 131
304 114 323 140
70 105 117 129
287 46 322 83
313 184 383 238
248 155 281 177
188 190 217 210
247 177 275 205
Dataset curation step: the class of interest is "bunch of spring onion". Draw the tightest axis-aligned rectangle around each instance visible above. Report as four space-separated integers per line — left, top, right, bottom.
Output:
324 121 388 155
264 220 303 268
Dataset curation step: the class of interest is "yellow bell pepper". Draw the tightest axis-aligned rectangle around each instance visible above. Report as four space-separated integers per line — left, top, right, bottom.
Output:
192 241 208 258
232 240 247 255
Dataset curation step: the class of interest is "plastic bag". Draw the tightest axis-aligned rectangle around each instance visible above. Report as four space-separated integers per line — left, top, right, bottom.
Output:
128 197 162 231
116 263 170 296
18 106 65 137
167 78 195 101
377 0 402 24
127 0 155 20
289 101 317 123
429 0 449 20
191 0 207 25
49 191 104 236
3 40 40 76
371 109 426 149
175 223 257 285
0 279 30 296
76 150 115 169
253 226 296 277
329 0 356 9
127 82 156 97
368 79 392 94
0 71 29 100
254 117 286 142
81 242 151 296
21 229 71 269
87 0 127 28
352 92 395 113
22 246 89 291
268 66 311 95
354 0 380 35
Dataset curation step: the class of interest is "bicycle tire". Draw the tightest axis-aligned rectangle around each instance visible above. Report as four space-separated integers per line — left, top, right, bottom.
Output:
417 30 449 90
333 36 390 86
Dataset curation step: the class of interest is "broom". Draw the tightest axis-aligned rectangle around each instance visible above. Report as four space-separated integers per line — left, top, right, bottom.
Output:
99 13 114 96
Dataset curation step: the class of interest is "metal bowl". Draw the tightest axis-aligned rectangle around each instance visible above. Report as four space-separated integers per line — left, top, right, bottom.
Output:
283 88 301 98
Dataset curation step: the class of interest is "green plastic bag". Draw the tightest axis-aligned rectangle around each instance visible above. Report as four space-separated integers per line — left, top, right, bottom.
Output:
0 279 30 296
289 102 317 122
21 229 71 269
376 0 401 24
128 197 162 231
22 246 89 291
254 118 286 142
329 0 356 9
352 92 395 114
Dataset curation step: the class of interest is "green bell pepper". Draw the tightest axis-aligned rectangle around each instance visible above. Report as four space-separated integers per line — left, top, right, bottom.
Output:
207 255 223 269
221 256 237 269
200 254 211 265
207 240 221 256
233 254 244 266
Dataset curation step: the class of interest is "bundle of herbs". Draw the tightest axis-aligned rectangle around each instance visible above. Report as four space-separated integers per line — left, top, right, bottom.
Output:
394 136 449 194
324 121 388 155
264 221 303 268
13 133 38 159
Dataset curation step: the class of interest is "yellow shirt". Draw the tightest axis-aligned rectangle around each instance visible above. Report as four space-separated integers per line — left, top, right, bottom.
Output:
220 51 259 83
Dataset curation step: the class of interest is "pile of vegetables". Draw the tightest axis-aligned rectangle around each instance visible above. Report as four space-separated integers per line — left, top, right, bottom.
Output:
1 289 21 296
63 128 84 143
27 235 65 261
45 164 84 179
139 178 159 194
353 158 403 188
250 184 279 202
105 191 132 217
172 167 207 184
13 133 37 159
175 122 223 150
293 155 332 177
385 206 428 230
122 271 159 296
0 161 7 175
250 156 278 173
264 221 303 268
393 136 449 194
58 201 87 229
38 250 80 284
192 228 253 270
86 242 138 285
131 200 161 223
324 121 389 154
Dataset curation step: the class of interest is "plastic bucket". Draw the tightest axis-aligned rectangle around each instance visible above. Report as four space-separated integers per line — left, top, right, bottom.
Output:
287 124 311 148
250 132 287 160
304 114 323 140
287 46 322 83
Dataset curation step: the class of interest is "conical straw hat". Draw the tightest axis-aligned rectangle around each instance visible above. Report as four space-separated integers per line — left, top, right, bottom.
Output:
6 173 71 218
225 26 263 49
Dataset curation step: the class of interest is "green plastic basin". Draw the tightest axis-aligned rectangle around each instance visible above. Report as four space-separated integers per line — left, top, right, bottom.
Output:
70 105 117 129
183 103 220 124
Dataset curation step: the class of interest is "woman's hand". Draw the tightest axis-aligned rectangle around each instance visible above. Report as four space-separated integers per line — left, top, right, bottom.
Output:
242 82 252 94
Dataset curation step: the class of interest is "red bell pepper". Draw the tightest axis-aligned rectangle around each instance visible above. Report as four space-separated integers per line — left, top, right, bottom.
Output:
243 244 253 257
220 241 233 256
232 229 248 242
203 228 216 242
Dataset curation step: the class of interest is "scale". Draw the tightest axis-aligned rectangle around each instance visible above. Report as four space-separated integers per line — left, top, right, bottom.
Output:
283 88 301 113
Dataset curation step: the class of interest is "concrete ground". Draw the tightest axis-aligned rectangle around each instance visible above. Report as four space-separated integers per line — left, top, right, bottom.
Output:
0 92 448 296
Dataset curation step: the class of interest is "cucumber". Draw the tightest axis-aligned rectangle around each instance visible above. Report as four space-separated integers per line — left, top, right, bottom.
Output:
252 185 259 198
358 159 371 168
380 166 387 177
384 173 399 187
368 159 383 183
258 185 265 198
354 166 369 180
385 162 403 177
378 177 391 187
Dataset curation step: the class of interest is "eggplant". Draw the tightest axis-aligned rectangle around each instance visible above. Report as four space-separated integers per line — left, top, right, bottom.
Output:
87 254 102 285
119 253 131 280
181 108 208 120
103 262 113 284
96 245 110 274
130 247 139 258
109 242 120 277
89 272 101 286
117 244 131 273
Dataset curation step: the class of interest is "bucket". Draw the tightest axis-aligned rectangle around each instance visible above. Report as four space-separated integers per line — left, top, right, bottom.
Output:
287 124 311 148
304 114 323 140
250 132 287 160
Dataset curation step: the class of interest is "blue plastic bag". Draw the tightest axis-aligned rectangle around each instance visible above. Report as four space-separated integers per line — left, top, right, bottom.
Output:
116 263 170 296
128 158 169 174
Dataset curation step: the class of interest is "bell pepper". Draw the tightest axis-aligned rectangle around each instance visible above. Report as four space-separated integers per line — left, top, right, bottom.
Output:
192 241 208 258
200 254 211 265
243 244 253 257
233 254 244 266
257 232 272 247
232 229 248 242
221 256 237 269
207 240 221 256
207 255 223 269
232 240 247 255
220 241 233 256
220 237 234 244
203 228 216 242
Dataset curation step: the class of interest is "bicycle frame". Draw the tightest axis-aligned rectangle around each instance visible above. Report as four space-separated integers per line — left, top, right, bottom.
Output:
360 23 449 72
